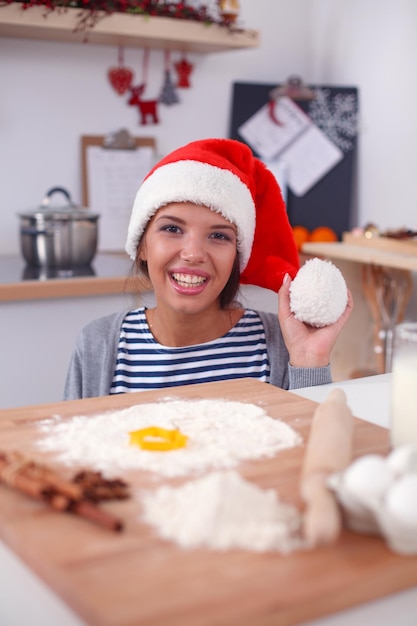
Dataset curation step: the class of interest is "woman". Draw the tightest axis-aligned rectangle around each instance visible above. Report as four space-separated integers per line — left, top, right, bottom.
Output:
64 138 352 399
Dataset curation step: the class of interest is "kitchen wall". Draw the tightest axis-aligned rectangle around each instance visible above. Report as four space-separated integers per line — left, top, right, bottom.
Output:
1 0 417 407
1 0 417 258
309 0 417 232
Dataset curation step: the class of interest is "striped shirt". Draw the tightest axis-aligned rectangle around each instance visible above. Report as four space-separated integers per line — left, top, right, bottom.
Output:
110 307 270 393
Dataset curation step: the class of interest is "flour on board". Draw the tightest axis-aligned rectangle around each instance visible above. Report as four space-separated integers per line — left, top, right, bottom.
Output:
141 470 306 553
36 398 301 478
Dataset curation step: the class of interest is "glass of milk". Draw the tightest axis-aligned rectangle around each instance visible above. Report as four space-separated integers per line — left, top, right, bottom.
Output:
391 322 417 447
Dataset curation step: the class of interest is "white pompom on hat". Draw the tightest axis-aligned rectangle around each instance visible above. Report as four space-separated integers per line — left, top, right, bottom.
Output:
125 138 300 292
289 258 348 327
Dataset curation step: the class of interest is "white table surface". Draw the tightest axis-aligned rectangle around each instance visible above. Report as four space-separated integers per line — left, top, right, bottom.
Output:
1 373 416 626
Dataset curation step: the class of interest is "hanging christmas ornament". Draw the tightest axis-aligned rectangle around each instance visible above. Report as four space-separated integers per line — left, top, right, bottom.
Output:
174 55 194 88
108 46 134 95
159 51 180 105
127 49 159 125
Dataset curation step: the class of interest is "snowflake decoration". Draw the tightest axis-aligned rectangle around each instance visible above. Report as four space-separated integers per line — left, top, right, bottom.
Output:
308 89 359 154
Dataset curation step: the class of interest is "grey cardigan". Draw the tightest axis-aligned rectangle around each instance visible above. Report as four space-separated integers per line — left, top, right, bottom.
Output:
63 310 332 400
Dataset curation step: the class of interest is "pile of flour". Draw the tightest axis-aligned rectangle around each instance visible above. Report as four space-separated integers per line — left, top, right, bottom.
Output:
141 470 305 553
36 398 301 478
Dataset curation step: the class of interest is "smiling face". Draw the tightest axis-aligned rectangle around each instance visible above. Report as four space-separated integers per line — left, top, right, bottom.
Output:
138 202 238 315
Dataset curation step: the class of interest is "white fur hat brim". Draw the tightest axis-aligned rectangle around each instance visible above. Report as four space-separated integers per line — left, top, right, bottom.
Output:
125 159 256 270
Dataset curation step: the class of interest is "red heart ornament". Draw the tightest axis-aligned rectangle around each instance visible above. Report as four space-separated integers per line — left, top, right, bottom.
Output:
108 66 134 95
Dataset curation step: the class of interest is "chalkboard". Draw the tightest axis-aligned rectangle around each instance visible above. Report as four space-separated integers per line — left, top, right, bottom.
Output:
229 82 359 238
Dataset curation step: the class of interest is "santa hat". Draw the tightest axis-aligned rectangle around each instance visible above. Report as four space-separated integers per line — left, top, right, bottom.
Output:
125 138 299 292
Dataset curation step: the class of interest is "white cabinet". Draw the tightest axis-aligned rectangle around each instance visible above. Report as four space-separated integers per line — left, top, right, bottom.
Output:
0 292 138 409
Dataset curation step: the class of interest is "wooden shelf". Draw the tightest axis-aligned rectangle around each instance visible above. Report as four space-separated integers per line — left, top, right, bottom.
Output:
0 253 152 302
0 4 259 52
302 241 417 272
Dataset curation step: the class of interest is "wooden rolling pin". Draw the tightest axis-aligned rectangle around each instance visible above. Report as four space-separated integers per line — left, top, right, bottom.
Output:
300 388 354 547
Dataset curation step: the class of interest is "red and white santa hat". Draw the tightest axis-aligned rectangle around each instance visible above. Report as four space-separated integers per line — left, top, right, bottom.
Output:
125 138 299 292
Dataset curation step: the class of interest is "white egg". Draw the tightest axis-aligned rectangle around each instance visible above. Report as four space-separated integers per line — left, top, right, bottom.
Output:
384 474 417 527
342 454 393 504
289 258 348 327
387 444 417 477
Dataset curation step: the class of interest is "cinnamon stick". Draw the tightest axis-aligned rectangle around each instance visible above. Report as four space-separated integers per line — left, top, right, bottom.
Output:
0 450 125 532
32 465 83 500
0 453 46 499
72 499 123 533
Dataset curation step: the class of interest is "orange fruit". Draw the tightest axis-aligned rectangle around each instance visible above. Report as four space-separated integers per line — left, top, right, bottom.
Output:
309 226 338 243
292 225 310 251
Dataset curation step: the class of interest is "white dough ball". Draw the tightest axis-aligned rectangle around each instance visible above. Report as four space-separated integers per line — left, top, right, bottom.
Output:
289 258 348 327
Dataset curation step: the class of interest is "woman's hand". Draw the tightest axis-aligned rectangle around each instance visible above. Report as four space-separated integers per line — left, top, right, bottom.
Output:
278 273 354 368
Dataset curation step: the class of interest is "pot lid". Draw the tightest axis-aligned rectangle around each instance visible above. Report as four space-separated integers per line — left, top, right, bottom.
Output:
18 186 100 220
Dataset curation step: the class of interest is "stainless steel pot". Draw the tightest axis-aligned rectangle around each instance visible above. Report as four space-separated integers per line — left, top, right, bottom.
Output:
19 187 100 269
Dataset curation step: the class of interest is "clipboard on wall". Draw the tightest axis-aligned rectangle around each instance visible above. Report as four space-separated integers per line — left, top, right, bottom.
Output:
81 131 156 252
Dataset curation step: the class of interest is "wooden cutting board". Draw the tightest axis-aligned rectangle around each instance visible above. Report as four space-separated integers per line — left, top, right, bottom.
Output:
0 378 416 626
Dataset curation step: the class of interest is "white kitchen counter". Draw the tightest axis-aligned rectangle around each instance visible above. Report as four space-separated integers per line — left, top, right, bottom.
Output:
294 373 392 427
1 373 416 626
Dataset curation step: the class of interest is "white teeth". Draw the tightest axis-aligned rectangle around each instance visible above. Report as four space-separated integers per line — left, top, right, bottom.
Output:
172 273 207 287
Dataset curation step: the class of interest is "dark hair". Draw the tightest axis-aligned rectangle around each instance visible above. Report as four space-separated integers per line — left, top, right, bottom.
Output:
219 253 241 308
134 250 241 309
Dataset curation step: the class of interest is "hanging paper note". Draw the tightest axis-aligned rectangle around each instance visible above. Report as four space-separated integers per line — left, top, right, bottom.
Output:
238 97 311 161
281 125 343 197
238 96 343 197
